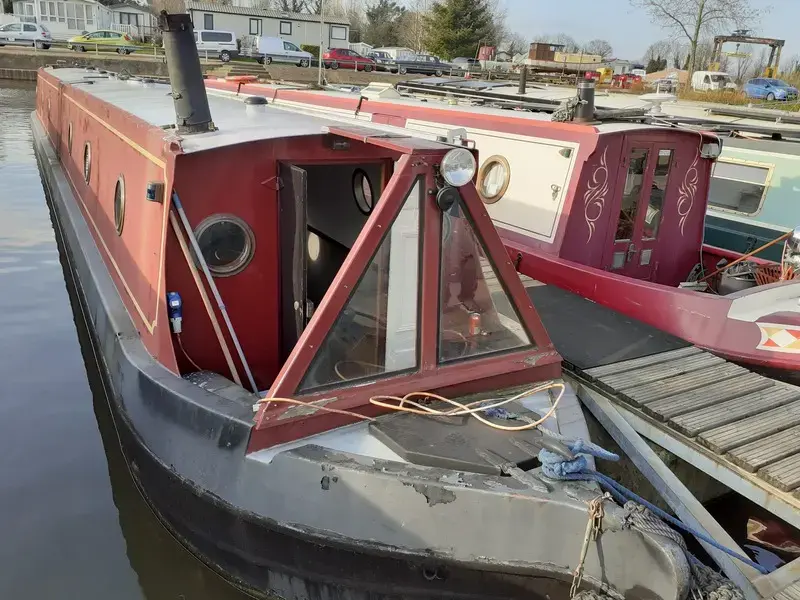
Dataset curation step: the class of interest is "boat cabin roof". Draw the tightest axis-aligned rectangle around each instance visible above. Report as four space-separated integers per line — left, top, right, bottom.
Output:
46 68 350 153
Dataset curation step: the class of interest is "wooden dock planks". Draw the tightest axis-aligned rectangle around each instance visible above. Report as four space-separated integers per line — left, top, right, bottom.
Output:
578 345 800 516
669 385 800 437
727 425 800 473
643 372 771 420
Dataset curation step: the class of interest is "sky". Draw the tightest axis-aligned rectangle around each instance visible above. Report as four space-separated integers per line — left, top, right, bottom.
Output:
503 0 799 63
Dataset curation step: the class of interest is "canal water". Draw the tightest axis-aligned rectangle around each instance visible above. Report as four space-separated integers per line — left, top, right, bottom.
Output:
0 80 248 599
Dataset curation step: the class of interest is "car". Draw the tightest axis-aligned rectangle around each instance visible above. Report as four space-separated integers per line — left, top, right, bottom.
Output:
452 57 480 71
367 50 397 72
68 30 138 54
394 54 455 76
323 48 376 72
0 22 51 49
242 36 312 67
194 29 239 63
743 77 799 102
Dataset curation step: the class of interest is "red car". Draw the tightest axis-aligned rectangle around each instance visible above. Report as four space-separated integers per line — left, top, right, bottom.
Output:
323 48 376 72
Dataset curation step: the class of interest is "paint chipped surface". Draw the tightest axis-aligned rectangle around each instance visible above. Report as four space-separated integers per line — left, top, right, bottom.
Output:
409 483 457 506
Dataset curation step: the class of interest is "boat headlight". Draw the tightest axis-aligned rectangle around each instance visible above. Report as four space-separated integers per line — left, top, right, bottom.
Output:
787 226 800 254
441 148 476 187
700 141 721 159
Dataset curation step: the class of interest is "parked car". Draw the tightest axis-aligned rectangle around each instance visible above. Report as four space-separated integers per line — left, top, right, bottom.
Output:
242 36 312 67
194 29 239 62
0 22 51 49
68 30 138 54
691 71 737 92
323 48 376 71
743 77 799 101
367 50 397 72
452 57 480 71
394 54 455 76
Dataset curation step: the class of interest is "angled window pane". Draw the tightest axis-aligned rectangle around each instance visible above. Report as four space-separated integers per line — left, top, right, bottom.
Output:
299 180 422 392
439 198 532 363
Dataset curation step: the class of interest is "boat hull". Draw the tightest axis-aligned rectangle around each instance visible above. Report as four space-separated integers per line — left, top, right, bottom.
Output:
33 109 691 600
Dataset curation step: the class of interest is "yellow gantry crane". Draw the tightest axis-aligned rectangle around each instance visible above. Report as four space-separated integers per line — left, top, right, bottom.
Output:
710 30 785 77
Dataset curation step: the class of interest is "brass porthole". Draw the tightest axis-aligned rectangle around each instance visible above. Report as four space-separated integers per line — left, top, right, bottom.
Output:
477 155 511 204
83 142 91 183
194 214 256 277
114 176 125 235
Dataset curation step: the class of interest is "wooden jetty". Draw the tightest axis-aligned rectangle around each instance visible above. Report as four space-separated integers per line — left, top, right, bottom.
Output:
484 270 800 600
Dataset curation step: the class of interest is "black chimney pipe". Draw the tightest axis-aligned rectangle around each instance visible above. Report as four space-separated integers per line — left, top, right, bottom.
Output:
574 80 595 123
517 67 528 95
158 11 214 134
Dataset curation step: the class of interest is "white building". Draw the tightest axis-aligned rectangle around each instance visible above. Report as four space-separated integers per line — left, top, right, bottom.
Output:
11 0 113 38
371 46 415 59
108 2 157 39
184 1 350 49
349 41 372 56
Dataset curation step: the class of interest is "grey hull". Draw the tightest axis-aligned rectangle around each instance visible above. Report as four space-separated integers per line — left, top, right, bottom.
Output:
32 112 691 600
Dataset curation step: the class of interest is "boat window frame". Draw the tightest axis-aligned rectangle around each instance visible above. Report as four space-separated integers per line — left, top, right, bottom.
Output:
476 154 511 204
114 175 125 235
708 156 774 218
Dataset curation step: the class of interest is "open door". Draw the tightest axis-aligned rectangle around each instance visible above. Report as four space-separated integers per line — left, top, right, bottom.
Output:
606 142 675 280
279 164 308 361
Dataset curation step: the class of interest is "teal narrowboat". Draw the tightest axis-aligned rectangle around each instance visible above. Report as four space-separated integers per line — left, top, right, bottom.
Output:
705 136 800 262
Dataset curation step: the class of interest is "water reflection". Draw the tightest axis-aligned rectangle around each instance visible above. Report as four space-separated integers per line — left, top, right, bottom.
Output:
0 79 247 600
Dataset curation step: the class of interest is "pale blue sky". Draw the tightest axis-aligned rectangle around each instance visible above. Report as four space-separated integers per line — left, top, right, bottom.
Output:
503 0 799 63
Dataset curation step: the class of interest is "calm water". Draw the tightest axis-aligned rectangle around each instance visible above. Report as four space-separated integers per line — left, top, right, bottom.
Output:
0 80 248 599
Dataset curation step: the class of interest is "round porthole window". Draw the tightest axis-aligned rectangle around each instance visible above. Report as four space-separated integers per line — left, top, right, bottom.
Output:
83 142 91 183
477 155 511 204
114 176 125 235
194 215 255 277
307 231 321 262
353 169 375 215
67 123 73 154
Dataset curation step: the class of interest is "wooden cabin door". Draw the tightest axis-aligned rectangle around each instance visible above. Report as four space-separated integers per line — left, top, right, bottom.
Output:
278 164 308 361
607 142 674 280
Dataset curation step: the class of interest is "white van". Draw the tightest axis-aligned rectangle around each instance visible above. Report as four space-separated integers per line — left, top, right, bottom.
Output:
242 36 313 67
194 29 239 62
691 71 737 92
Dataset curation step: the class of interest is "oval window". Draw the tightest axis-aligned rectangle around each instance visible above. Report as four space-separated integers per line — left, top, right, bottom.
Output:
477 155 511 204
114 176 125 235
194 215 255 277
67 123 73 155
83 142 91 183
353 169 374 215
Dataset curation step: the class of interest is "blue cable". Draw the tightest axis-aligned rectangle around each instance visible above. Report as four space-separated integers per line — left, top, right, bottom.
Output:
538 440 771 575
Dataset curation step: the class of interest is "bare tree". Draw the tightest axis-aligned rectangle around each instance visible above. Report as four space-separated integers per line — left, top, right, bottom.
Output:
583 39 613 59
642 39 673 64
630 0 762 74
503 32 528 57
279 0 307 12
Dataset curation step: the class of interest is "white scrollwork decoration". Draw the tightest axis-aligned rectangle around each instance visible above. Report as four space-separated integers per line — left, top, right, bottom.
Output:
583 147 608 243
677 153 699 236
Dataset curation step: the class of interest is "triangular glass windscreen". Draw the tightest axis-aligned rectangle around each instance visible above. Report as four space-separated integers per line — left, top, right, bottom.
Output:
299 179 422 392
439 198 532 363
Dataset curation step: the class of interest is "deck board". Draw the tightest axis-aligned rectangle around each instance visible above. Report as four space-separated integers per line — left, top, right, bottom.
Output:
772 581 800 600
584 346 702 379
727 425 800 472
595 353 725 392
759 454 800 492
698 401 800 454
669 386 800 437
643 372 771 420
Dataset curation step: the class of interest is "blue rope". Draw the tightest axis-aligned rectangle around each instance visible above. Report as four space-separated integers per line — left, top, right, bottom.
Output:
538 439 771 575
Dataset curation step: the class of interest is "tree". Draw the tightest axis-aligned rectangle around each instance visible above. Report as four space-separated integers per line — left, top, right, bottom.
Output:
503 32 528 57
279 0 307 12
362 0 405 47
630 0 761 74
584 39 613 59
424 0 493 59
